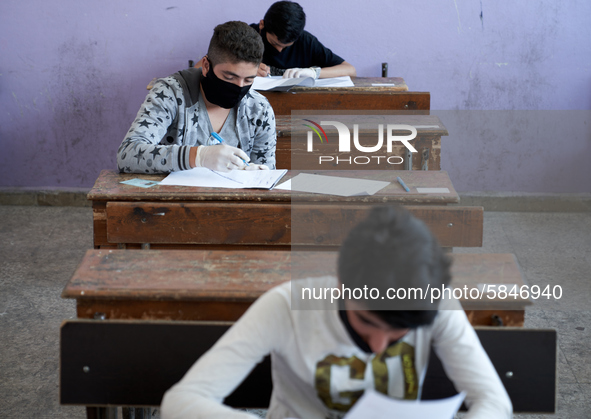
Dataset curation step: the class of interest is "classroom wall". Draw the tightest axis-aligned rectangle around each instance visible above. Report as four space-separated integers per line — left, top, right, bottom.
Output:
1 0 590 192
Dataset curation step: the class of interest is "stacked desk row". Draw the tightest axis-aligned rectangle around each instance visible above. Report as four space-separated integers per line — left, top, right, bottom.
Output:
61 79 554 416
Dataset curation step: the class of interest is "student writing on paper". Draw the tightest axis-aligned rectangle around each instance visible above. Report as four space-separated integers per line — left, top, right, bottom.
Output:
161 206 512 419
117 22 276 174
250 1 356 79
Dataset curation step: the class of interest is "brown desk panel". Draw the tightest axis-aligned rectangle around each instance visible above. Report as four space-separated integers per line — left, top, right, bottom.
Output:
259 76 419 115
262 91 429 115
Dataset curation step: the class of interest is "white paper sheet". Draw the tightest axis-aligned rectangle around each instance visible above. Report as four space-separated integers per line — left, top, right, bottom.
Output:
313 76 355 87
159 167 287 189
344 389 466 419
274 179 292 190
416 187 450 194
252 75 354 91
290 173 389 196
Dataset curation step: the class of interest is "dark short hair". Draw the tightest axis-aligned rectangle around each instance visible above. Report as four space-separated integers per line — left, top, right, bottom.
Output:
338 206 452 328
263 1 306 43
207 21 264 67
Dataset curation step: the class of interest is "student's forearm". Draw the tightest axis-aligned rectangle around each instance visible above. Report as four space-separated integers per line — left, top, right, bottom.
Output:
161 290 289 418
161 391 258 419
319 61 357 78
117 141 192 173
118 81 186 173
433 308 512 419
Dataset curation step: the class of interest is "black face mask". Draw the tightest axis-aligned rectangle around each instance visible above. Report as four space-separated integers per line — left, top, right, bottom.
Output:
200 63 252 109
261 28 281 57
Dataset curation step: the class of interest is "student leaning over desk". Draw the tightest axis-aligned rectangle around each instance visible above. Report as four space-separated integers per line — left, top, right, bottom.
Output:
161 206 512 419
117 21 276 174
251 1 357 79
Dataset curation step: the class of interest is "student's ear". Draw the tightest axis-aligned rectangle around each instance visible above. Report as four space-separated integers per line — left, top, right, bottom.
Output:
202 56 210 77
259 20 264 31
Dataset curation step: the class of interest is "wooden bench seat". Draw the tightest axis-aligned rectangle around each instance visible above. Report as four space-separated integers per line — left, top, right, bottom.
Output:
62 250 532 327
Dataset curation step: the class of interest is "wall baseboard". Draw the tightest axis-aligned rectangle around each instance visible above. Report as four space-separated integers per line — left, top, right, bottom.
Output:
455 192 591 212
1 188 590 212
0 188 91 207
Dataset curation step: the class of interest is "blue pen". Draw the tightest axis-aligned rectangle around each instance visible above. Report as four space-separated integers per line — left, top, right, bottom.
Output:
210 132 249 166
396 176 410 192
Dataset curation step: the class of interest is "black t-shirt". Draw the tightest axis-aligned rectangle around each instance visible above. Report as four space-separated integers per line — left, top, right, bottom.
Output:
250 23 345 70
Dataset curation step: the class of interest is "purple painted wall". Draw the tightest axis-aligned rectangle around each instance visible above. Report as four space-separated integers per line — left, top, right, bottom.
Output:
1 1 590 191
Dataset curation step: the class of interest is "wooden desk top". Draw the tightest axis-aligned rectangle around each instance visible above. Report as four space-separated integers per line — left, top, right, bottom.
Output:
451 253 532 309
62 250 531 310
88 170 459 205
62 249 315 301
287 77 408 92
259 77 428 114
276 114 448 138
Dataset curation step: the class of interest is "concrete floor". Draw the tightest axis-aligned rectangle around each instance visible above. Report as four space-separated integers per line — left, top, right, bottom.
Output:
0 205 590 418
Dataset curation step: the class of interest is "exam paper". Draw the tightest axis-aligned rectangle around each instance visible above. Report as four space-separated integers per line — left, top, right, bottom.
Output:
159 167 287 189
274 179 291 190
252 75 354 91
344 389 466 419
416 187 450 193
290 173 389 196
313 76 355 87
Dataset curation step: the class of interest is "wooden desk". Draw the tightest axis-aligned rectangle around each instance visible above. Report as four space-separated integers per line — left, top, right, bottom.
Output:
290 77 409 91
62 250 531 327
260 77 431 115
276 114 448 170
88 170 483 250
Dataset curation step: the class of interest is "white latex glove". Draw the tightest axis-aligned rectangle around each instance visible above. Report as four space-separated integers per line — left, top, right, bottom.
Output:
195 144 250 172
242 164 270 171
283 67 316 79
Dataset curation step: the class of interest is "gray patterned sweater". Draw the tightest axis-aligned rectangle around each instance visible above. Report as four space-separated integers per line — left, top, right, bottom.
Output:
117 68 276 173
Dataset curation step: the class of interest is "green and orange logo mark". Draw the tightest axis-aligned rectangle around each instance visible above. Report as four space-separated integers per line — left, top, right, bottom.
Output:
303 119 329 143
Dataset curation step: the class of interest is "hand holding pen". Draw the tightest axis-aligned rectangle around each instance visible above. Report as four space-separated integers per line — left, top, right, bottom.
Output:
193 132 250 172
210 132 250 167
210 132 270 171
257 63 271 77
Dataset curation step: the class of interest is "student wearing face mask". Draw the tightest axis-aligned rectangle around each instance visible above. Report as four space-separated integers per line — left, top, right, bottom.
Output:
117 21 276 174
250 1 356 79
161 206 512 419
